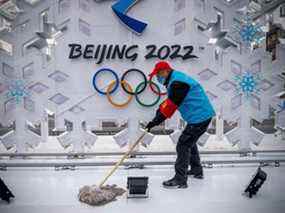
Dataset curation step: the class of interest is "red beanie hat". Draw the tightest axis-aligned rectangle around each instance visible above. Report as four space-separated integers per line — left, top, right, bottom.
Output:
149 61 172 76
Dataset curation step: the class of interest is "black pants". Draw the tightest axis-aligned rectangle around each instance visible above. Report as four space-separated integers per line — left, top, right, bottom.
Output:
174 118 211 183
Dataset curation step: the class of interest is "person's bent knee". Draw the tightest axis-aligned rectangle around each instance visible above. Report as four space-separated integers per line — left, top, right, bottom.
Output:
176 141 188 153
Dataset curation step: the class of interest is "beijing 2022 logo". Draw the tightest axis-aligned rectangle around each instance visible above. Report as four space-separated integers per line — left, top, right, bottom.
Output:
112 0 148 35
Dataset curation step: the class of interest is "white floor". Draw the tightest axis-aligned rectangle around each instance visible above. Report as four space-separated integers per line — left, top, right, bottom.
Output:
1 165 285 213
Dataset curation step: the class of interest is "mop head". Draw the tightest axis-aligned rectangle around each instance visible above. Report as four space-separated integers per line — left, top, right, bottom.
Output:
78 184 126 206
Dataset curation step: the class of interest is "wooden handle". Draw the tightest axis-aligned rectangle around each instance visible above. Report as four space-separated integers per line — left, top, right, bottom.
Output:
99 132 146 187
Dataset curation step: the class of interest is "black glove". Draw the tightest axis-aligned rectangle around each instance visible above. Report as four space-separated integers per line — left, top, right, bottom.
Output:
145 121 156 132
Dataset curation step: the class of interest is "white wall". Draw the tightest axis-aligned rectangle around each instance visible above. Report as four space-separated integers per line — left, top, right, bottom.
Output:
0 0 284 152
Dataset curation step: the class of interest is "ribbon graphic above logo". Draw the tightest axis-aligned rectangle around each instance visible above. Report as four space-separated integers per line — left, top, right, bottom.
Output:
112 0 148 35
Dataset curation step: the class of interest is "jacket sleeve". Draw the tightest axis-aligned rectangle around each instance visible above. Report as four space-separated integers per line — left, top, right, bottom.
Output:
168 81 190 106
149 81 190 126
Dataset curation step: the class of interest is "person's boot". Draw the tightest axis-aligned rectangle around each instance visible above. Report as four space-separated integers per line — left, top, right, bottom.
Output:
162 177 188 189
187 167 204 179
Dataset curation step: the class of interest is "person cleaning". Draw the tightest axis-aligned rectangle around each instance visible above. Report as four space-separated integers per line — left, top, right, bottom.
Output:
145 61 215 189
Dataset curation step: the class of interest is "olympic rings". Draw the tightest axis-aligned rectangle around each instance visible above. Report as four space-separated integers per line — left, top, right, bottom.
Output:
93 68 163 108
149 74 167 96
93 68 119 95
135 81 161 107
121 69 147 95
106 80 133 108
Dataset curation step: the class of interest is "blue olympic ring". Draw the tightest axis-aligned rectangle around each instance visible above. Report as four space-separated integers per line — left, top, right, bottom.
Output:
92 68 120 95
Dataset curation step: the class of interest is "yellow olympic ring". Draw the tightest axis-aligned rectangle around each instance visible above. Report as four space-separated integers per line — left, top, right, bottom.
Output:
106 80 133 108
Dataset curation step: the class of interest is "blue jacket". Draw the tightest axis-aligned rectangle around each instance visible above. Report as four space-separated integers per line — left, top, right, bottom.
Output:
167 70 215 124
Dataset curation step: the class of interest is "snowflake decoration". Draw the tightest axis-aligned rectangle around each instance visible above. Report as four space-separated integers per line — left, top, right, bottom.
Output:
278 101 285 112
234 71 261 98
5 80 30 103
233 16 265 46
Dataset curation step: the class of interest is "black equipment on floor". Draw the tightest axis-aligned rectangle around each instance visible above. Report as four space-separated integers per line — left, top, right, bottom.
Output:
0 177 15 203
127 176 149 198
244 167 267 198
